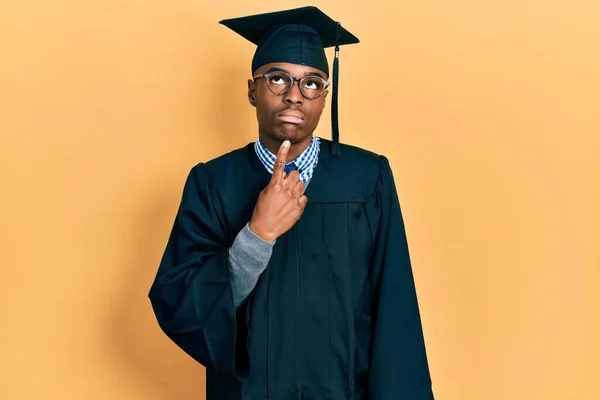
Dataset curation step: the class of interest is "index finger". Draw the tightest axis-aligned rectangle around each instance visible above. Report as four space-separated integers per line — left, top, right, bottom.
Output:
271 140 290 183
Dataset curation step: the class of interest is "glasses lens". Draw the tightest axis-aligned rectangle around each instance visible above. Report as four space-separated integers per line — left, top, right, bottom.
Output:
267 72 292 95
300 77 326 99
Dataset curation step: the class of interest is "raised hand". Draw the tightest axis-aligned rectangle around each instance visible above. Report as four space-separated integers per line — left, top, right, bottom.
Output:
248 140 308 242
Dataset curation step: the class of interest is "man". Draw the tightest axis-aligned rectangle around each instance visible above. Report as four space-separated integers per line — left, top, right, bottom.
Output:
149 6 434 399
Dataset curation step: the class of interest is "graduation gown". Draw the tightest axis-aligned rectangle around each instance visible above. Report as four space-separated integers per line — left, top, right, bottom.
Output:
149 139 434 399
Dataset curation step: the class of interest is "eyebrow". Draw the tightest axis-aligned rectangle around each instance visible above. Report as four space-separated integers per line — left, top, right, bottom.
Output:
265 67 325 79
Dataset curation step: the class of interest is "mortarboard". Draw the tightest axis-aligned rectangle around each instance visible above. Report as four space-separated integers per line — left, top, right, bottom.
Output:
219 6 359 156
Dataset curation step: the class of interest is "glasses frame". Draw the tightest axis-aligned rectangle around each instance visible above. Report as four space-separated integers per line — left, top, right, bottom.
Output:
253 71 330 100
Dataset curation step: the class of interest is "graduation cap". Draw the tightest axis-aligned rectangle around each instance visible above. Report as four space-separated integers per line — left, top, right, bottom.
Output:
219 6 359 156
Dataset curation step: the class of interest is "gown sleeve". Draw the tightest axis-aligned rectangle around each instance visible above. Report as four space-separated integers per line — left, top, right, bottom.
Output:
148 163 251 380
365 156 434 399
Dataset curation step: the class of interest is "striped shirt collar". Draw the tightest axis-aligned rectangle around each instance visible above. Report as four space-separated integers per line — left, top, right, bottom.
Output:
254 136 321 184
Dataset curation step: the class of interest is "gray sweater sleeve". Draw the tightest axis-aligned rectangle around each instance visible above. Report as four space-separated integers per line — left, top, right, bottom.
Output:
229 223 275 308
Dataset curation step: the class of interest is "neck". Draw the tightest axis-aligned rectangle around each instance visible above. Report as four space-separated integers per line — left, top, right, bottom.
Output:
259 134 313 161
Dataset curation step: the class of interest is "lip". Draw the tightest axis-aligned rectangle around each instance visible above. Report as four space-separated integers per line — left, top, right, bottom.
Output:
278 110 305 124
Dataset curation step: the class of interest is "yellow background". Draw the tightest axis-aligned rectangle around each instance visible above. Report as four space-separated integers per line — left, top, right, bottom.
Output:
1 0 599 399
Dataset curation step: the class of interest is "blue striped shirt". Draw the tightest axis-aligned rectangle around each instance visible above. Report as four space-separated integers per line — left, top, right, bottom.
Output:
254 136 321 184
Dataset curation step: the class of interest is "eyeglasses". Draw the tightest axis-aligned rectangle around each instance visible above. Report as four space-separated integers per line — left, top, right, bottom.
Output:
253 71 330 100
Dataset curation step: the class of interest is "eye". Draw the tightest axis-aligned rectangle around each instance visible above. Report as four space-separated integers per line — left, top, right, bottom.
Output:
269 73 289 86
303 78 323 91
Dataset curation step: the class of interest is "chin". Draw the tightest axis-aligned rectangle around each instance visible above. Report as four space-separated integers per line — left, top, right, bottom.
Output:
286 135 303 145
269 129 300 144
260 124 313 146
280 125 314 144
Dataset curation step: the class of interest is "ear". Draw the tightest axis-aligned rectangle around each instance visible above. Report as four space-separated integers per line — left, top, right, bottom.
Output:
248 79 257 107
321 89 329 110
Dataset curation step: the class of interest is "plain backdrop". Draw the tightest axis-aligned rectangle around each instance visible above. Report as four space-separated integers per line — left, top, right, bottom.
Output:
1 0 599 399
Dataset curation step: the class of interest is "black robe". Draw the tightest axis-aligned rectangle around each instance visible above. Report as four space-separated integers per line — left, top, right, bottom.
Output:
149 139 434 399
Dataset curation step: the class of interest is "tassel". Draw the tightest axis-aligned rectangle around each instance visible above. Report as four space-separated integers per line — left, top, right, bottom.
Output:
331 22 341 157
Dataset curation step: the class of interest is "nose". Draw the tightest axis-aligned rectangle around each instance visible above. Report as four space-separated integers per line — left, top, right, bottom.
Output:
283 80 304 105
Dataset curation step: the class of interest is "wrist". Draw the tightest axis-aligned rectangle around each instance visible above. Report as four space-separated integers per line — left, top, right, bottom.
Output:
248 220 277 243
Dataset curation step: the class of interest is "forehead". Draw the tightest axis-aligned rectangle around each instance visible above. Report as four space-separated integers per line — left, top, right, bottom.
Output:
254 62 328 78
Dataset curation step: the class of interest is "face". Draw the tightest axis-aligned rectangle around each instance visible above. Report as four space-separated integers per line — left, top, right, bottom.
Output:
248 62 329 148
